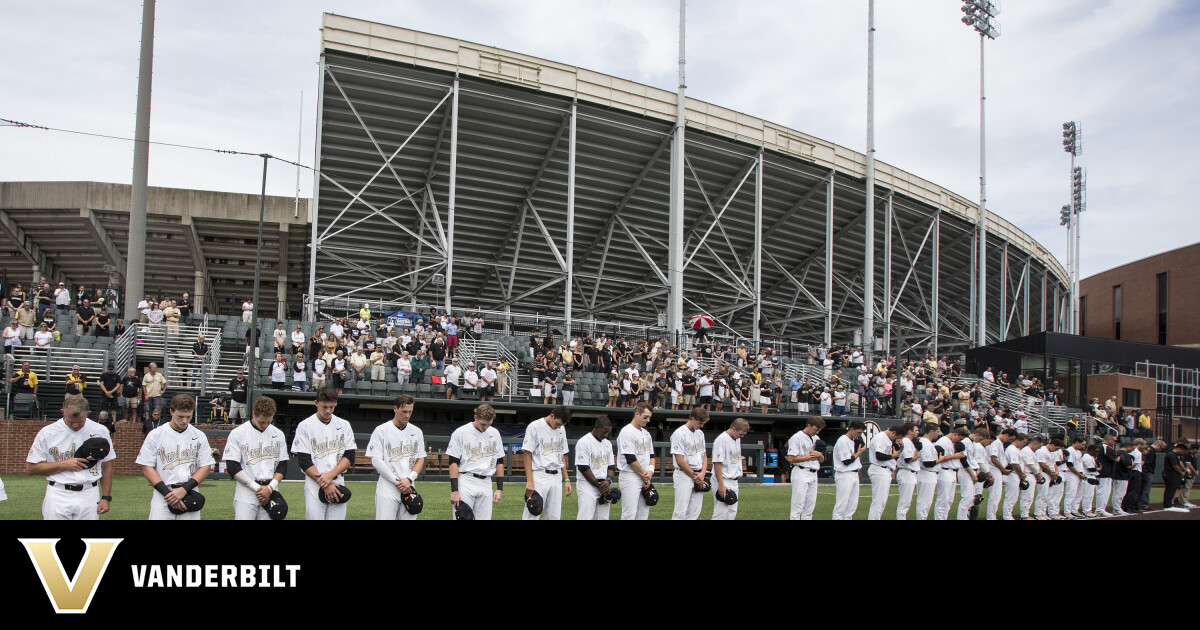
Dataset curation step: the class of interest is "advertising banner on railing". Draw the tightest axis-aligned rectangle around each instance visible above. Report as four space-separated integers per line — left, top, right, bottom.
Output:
384 310 423 330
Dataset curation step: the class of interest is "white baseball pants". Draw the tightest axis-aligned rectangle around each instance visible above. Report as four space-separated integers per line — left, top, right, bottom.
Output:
234 498 273 521
523 469 564 520
42 484 100 521
915 469 938 520
832 471 860 520
956 468 977 520
1079 480 1096 513
1034 477 1051 517
304 477 347 521
575 480 611 521
790 467 819 520
672 469 704 520
986 472 1005 520
1048 478 1064 516
618 471 650 521
1063 475 1082 514
1001 473 1021 520
867 465 893 520
1094 478 1113 514
455 474 494 520
1019 475 1037 518
934 469 957 521
711 478 739 520
375 479 418 521
894 469 917 520
1112 479 1129 514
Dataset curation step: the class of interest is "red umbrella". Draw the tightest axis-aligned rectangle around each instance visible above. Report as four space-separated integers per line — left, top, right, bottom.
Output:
689 314 713 329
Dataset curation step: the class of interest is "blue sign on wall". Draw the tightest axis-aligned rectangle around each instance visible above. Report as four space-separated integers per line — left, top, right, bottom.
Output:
385 310 422 330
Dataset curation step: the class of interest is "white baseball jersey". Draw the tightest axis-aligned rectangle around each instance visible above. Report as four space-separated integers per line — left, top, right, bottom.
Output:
711 431 743 479
574 432 614 482
365 420 426 482
972 441 988 472
919 437 938 472
291 413 357 483
934 436 961 470
222 421 289 501
1020 446 1039 475
670 425 706 471
446 422 504 476
1004 444 1023 473
899 437 920 473
833 435 862 473
868 433 897 469
1065 446 1084 474
1035 446 1053 475
136 423 215 485
522 418 568 472
787 430 819 471
27 419 116 485
617 423 653 473
988 439 1008 475
1082 453 1099 479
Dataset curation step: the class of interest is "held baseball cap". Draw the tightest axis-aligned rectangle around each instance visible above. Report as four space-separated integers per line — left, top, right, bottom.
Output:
168 490 206 515
402 489 424 515
717 488 739 505
525 491 544 516
599 487 622 505
454 502 475 521
317 484 352 504
641 483 660 507
692 477 711 493
73 437 110 465
267 491 289 520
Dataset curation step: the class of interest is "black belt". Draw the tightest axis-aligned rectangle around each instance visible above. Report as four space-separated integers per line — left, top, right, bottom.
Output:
469 473 489 479
49 481 97 491
941 466 955 471
541 469 560 475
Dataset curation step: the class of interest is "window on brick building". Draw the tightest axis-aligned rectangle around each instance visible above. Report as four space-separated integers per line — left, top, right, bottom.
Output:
1157 272 1168 345
1113 285 1122 340
1122 388 1140 409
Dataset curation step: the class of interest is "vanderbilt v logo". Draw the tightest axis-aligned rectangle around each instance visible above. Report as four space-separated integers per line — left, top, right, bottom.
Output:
20 538 122 614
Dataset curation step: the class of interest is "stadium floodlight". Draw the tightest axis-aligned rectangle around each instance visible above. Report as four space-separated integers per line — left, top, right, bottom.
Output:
1072 166 1085 211
1060 205 1071 226
961 0 1000 39
1062 121 1081 156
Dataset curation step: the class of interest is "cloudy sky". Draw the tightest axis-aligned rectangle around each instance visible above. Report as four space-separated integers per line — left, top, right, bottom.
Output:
2 0 1197 279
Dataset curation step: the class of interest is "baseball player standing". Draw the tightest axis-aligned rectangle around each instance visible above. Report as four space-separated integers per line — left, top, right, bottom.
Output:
26 395 115 520
932 427 968 521
136 394 214 520
575 416 617 520
447 404 505 520
831 420 867 520
711 417 749 520
1001 433 1029 520
1079 444 1101 516
914 423 942 520
893 423 921 520
1061 436 1087 518
522 405 573 520
1019 435 1045 520
617 401 656 521
366 394 426 520
867 424 902 520
1049 438 1069 518
291 387 358 520
1094 434 1119 517
670 407 710 520
786 416 826 520
223 396 289 520
955 430 985 520
985 428 1016 520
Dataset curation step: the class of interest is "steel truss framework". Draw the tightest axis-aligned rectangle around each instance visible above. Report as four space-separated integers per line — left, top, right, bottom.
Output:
309 47 1068 356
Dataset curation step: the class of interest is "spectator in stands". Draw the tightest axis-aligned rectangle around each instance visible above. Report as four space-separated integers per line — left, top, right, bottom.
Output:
241 298 254 323
833 385 847 416
463 362 479 397
176 292 191 321
396 351 412 385
142 363 167 415
10 360 38 395
269 352 288 390
444 317 458 358
113 318 126 340
90 362 120 418
411 349 428 385
33 322 54 349
480 361 496 401
444 356 463 400
369 346 386 381
208 394 228 424
271 322 286 353
542 360 558 405
429 336 447 370
15 300 37 340
146 301 164 330
1124 409 1137 439
5 284 24 319
95 306 111 338
163 299 180 335
70 298 92 337
120 367 142 423
310 353 326 391
359 303 371 322
291 325 306 355
329 350 347 393
190 334 209 388
471 313 484 341
2 318 20 355
52 282 70 315
65 365 87 396
349 348 368 382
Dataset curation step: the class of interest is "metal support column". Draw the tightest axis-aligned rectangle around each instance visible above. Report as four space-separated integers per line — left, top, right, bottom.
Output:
976 33 989 347
999 241 1008 340
1040 271 1047 333
883 193 893 358
565 100 577 338
969 230 977 345
932 210 940 355
1022 261 1031 337
753 150 763 348
124 0 155 323
863 0 876 362
666 0 687 337
445 77 459 314
307 58 326 321
824 173 834 346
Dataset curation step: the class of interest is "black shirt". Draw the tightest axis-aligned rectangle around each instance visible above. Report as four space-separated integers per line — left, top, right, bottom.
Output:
120 375 141 398
177 298 191 318
37 289 52 307
229 376 248 403
76 305 94 326
95 312 111 331
681 375 696 396
100 372 120 397
429 343 446 361
192 341 209 357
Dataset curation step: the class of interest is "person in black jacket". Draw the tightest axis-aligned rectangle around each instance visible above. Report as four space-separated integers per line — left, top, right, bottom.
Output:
1111 441 1135 516
1139 440 1166 511
1095 434 1120 517
1162 442 1191 509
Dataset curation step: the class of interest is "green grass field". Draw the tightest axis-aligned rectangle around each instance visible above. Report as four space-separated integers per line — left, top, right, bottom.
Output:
0 475 1171 520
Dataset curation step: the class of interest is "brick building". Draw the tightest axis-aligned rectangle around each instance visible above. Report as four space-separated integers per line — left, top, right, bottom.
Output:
1079 242 1200 348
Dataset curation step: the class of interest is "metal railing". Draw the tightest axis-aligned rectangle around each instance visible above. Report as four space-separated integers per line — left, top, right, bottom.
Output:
456 338 519 400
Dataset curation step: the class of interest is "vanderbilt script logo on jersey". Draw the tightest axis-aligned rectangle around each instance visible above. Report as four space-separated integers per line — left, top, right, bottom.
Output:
47 444 78 462
384 440 421 462
633 437 652 456
158 444 201 471
20 538 122 614
463 441 499 462
589 450 612 469
310 435 348 460
240 442 283 466
539 437 566 455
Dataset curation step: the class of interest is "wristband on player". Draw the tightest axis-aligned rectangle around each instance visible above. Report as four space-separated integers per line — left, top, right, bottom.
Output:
495 477 503 490
182 479 199 492
269 479 279 491
154 482 171 497
449 478 459 492
101 495 113 502
406 470 419 483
